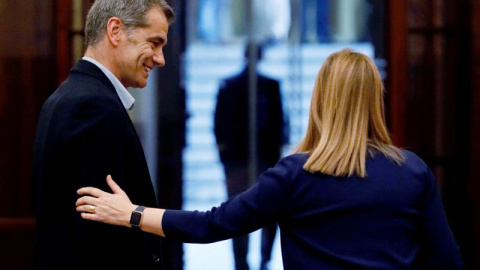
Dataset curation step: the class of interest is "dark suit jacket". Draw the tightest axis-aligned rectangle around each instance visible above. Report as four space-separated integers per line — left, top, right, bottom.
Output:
33 60 163 269
214 68 285 167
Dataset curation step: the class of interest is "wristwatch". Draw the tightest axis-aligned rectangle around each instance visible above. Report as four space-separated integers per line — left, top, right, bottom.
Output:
130 206 145 229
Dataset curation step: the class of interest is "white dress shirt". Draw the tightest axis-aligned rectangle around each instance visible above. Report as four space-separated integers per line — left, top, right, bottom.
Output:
82 56 135 111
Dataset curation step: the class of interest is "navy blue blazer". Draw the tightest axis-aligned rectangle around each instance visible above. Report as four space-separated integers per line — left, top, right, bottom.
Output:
33 60 163 269
163 151 463 269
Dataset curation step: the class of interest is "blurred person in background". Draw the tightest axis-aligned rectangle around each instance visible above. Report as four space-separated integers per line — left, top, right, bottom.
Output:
214 43 287 270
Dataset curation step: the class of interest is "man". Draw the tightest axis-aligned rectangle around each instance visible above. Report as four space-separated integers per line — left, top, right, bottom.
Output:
214 44 287 270
33 1 174 269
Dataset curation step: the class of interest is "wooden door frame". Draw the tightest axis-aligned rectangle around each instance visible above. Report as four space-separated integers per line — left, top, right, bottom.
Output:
385 0 479 268
385 0 408 147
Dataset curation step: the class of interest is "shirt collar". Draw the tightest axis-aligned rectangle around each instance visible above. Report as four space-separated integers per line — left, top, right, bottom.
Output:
82 57 135 111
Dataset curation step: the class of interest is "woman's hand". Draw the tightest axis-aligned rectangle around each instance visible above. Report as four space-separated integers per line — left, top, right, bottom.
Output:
76 175 137 228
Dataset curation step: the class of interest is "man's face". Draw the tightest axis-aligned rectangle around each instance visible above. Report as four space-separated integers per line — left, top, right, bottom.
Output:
116 7 169 88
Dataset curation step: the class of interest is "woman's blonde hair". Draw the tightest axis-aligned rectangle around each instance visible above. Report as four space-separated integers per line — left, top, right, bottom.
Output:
295 49 405 178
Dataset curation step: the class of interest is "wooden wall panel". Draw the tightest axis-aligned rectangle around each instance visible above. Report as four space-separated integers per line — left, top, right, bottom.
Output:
469 0 480 268
0 1 56 268
387 0 408 147
387 0 478 268
55 0 72 84
0 218 35 269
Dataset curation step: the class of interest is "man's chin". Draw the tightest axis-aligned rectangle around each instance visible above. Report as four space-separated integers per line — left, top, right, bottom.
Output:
134 80 148 88
123 79 147 89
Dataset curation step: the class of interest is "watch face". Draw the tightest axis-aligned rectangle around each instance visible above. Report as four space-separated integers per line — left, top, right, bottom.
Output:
130 211 142 227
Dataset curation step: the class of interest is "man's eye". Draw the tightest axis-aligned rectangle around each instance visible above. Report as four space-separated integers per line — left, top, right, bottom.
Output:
152 40 163 46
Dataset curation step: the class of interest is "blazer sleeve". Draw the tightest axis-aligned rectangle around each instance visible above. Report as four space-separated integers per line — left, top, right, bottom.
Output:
162 155 299 243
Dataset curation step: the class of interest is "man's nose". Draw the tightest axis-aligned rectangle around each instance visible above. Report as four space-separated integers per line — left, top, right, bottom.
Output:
153 49 165 67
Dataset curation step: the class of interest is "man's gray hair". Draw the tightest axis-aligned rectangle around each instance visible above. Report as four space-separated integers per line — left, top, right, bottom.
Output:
85 0 175 47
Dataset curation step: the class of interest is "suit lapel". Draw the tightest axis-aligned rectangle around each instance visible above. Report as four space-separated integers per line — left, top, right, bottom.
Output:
72 60 147 162
71 60 118 96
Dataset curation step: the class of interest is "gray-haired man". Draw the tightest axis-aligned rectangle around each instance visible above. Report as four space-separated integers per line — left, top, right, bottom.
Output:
33 1 174 269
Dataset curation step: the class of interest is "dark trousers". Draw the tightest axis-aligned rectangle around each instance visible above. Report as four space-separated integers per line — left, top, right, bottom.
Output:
260 223 277 268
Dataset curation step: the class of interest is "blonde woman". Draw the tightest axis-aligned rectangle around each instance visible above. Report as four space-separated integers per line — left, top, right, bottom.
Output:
76 49 463 269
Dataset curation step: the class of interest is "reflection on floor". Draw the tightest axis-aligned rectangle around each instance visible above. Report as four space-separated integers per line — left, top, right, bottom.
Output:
183 201 283 270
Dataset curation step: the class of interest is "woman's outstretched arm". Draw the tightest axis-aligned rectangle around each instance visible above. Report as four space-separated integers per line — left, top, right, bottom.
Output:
76 175 166 237
77 156 297 243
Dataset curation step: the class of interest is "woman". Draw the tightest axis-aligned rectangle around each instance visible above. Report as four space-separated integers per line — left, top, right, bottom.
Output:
76 49 463 269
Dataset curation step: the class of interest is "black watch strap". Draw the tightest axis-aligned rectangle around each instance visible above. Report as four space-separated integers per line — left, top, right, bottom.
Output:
130 206 145 230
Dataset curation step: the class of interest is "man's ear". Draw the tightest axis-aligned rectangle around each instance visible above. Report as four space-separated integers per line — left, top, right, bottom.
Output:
106 17 123 46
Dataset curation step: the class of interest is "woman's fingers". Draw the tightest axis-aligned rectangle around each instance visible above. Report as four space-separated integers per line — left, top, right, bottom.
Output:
76 204 96 213
106 175 126 195
80 212 103 222
76 176 125 199
77 186 106 198
75 195 98 207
